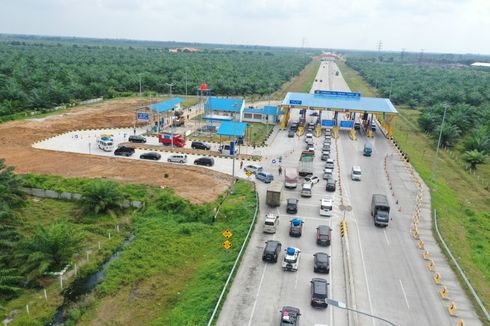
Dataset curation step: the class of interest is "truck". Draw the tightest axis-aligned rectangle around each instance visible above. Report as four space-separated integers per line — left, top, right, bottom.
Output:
284 168 298 189
172 115 185 127
96 134 114 152
371 194 390 227
298 151 314 176
266 181 283 207
158 133 186 147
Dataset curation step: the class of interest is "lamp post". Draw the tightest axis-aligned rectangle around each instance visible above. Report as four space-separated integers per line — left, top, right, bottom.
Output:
431 103 448 181
165 83 174 97
325 298 397 326
138 74 142 97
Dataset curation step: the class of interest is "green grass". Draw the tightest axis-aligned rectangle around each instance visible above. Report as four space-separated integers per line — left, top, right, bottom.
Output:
3 198 130 326
273 58 321 99
339 62 490 324
336 61 379 97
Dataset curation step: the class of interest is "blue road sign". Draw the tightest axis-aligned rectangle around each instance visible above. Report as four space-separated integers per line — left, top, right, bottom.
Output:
340 120 354 129
137 112 150 121
230 141 235 156
314 90 361 98
289 100 303 105
321 120 335 127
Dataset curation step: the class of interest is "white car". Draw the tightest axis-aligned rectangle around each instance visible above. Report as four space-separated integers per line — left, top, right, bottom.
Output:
320 197 333 216
244 164 263 174
305 133 314 143
325 159 335 169
282 247 301 271
167 154 187 163
323 168 333 180
304 175 320 184
351 165 362 181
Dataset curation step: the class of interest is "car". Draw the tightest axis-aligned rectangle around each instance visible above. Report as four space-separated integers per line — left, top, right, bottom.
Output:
310 278 329 308
305 133 313 143
354 122 361 130
313 252 330 273
244 164 263 175
323 168 333 180
320 197 333 216
290 122 299 131
264 213 279 234
304 175 320 184
320 79 323 82
289 218 304 237
262 240 282 263
308 122 316 128
286 198 298 214
310 111 319 116
128 135 146 143
351 165 362 181
325 159 335 169
114 146 135 157
322 144 331 151
306 144 315 152
282 246 301 271
191 141 211 150
193 157 214 166
139 152 161 160
256 171 274 183
288 129 295 138
322 150 330 157
325 177 336 192
280 306 301 326
316 225 332 246
167 154 187 163
321 153 330 161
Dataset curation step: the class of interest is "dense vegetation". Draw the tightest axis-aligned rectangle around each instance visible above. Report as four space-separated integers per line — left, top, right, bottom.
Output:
346 59 490 169
0 35 310 118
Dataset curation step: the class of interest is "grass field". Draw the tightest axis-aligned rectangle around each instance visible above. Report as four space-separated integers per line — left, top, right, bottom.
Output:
338 62 490 324
273 58 321 99
191 122 273 146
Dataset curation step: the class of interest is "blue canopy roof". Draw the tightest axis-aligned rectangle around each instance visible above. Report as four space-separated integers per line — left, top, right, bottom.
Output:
148 98 184 113
282 92 397 114
217 121 247 137
205 97 244 112
243 106 279 116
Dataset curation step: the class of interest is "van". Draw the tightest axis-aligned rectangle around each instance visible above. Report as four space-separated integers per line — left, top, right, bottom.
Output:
363 143 372 157
305 133 313 143
256 171 274 183
167 154 187 163
263 213 279 234
351 166 362 181
320 197 333 216
301 183 312 197
219 144 233 155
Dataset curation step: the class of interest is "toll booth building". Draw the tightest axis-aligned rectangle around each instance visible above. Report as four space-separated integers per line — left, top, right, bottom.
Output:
242 106 280 124
204 97 245 122
145 97 184 131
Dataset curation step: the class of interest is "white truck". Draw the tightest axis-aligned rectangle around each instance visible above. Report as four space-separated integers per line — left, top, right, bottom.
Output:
284 167 298 189
96 134 114 152
282 247 301 272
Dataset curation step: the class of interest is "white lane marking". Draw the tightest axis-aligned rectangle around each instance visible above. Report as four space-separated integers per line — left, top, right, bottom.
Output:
383 229 390 246
248 263 268 326
399 279 410 309
295 270 299 289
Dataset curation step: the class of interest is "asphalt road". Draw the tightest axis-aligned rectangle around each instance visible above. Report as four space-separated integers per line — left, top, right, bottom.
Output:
217 62 481 325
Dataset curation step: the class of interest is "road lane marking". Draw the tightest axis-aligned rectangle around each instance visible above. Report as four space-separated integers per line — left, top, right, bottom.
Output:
248 263 268 326
383 229 390 246
399 279 410 309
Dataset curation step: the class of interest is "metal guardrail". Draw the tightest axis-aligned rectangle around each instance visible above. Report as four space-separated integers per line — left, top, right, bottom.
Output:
207 184 260 326
434 209 490 322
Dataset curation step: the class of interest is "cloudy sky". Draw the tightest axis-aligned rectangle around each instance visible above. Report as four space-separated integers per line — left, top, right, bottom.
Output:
1 0 489 54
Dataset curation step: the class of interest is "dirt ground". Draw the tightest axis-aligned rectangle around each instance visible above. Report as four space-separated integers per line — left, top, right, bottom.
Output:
0 98 232 203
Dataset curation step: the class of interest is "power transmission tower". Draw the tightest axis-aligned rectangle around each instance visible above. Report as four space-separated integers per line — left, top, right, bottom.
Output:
401 48 406 61
377 40 383 61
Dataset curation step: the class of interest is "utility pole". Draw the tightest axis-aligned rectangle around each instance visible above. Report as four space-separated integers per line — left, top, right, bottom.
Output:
165 83 174 97
400 48 406 61
431 104 448 181
377 40 383 61
418 49 424 63
138 74 142 97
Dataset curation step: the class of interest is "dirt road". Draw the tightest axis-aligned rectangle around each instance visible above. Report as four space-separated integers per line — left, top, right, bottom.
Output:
0 98 232 203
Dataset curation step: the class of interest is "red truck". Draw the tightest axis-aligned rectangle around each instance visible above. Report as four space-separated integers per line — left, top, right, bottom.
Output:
158 133 186 147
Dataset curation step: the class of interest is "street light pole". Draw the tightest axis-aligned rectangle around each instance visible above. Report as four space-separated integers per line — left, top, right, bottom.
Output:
139 74 142 97
431 104 448 181
325 298 397 326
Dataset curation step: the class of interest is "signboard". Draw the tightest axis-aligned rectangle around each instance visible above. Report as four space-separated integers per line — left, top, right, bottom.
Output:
321 120 335 127
289 100 303 105
222 230 233 239
314 90 361 98
137 112 150 121
229 141 235 156
223 240 232 250
339 120 354 129
245 170 253 177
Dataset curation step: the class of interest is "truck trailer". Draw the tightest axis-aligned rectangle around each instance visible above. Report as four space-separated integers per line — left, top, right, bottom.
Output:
298 151 314 176
266 181 283 207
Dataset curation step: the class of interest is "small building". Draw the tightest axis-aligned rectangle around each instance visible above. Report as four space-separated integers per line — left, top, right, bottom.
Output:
204 97 245 122
242 106 280 124
142 97 184 131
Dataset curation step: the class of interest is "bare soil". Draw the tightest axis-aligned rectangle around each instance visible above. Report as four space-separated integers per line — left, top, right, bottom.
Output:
0 98 232 203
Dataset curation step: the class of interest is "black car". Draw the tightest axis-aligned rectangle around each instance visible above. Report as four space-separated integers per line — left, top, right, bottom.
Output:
262 240 282 263
286 198 298 214
191 141 211 150
325 177 336 192
290 122 299 131
194 157 214 166
322 144 331 151
288 129 295 138
310 278 329 308
280 306 301 326
316 225 332 246
321 153 329 161
114 146 135 157
289 218 304 237
314 252 330 274
128 135 146 143
139 152 161 160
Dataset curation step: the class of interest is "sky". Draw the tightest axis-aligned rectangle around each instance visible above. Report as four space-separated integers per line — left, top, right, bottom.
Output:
1 0 489 54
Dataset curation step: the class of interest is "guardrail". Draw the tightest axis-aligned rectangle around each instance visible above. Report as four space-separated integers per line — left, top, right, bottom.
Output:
207 182 260 326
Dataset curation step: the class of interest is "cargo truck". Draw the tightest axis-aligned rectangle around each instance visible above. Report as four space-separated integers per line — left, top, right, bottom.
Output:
371 194 390 227
284 168 298 189
298 151 314 176
266 181 283 207
159 133 186 147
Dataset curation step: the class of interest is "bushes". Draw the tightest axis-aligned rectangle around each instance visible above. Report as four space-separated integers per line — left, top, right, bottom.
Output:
81 181 125 214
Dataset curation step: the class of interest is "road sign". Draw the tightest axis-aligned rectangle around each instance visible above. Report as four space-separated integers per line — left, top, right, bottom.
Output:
137 112 150 121
223 240 232 250
289 99 302 105
245 171 252 177
272 159 277 164
222 230 233 239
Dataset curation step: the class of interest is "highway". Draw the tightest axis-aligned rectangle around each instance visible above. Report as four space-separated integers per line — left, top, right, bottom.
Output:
217 61 481 325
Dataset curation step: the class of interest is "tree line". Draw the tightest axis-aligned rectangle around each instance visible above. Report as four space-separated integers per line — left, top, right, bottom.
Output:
346 58 490 169
0 37 310 117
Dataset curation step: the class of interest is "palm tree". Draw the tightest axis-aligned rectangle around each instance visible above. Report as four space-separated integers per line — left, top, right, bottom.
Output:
433 123 461 148
81 181 125 214
0 267 22 299
463 150 487 171
464 125 490 154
